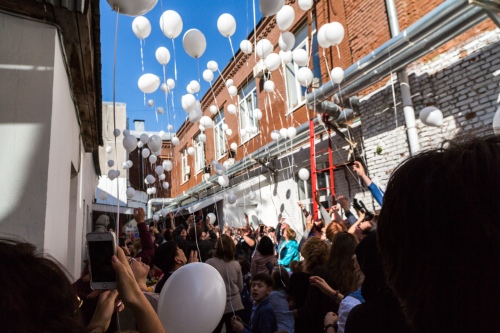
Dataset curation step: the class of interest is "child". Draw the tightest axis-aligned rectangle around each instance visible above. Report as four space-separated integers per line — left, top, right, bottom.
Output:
231 273 277 333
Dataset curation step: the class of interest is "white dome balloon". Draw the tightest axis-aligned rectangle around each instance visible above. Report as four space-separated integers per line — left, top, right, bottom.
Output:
123 134 138 152
240 40 253 55
160 10 183 39
419 106 443 127
317 24 331 49
183 29 207 59
188 108 203 123
106 0 157 17
227 104 237 115
271 130 281 141
227 193 237 204
214 163 226 176
298 0 313 10
217 13 237 37
156 107 164 115
225 129 233 136
187 147 195 155
287 127 297 139
325 22 345 46
171 137 180 146
256 39 273 59
159 173 166 181
253 108 263 120
225 79 234 88
147 99 155 107
200 116 214 128
330 67 344 84
137 141 144 148
167 78 176 90
149 154 157 164
203 69 214 82
298 168 310 181
276 5 295 31
230 143 237 151
241 128 247 136
148 135 162 152
293 48 309 67
107 160 114 167
279 32 295 52
207 60 218 72
265 53 281 71
161 83 168 92
297 67 313 87
132 16 151 39
167 124 174 131
163 181 170 189
279 50 293 64
146 174 156 184
228 85 238 97
264 80 275 92
138 73 160 94
259 0 285 17
155 46 171 65
142 148 151 159
279 128 288 139
250 126 258 134
140 133 149 144
163 160 173 171
126 160 133 168
218 174 230 187
199 133 207 142
222 123 229 131
126 187 136 199
189 80 200 93
155 165 164 175
181 94 197 113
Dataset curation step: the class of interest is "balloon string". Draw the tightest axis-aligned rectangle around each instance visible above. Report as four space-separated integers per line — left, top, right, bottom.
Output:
228 36 236 61
113 7 121 247
323 50 335 89
172 38 178 80
140 39 145 73
252 0 257 62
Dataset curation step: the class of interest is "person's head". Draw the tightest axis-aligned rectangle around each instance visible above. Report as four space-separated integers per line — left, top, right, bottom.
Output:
300 237 329 273
377 135 500 332
0 239 84 332
215 234 236 262
180 228 187 239
284 227 296 241
250 273 274 304
153 241 187 273
325 221 347 242
327 232 360 293
353 220 376 241
257 236 275 256
271 266 289 291
188 223 203 240
289 260 303 273
128 256 150 281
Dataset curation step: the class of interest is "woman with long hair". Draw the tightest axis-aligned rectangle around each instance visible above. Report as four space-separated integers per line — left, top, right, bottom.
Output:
206 234 245 333
250 235 277 276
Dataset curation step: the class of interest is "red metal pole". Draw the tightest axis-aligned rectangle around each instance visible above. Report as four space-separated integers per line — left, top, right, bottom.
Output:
309 119 318 220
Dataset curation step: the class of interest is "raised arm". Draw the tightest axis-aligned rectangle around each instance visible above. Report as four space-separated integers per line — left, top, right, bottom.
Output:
134 208 154 265
353 161 384 206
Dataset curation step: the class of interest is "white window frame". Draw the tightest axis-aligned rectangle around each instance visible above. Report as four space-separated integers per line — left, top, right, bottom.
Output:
181 147 189 183
193 135 205 174
285 23 318 114
213 110 227 160
238 79 259 143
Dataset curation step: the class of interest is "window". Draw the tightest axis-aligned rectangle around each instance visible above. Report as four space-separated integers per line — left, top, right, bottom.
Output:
214 110 227 160
239 79 259 143
193 135 205 173
285 22 321 112
181 147 189 182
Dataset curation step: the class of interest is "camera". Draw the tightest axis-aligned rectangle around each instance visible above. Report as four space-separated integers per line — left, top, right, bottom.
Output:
352 198 374 221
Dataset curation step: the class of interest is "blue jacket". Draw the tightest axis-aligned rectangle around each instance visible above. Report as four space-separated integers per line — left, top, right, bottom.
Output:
278 240 300 271
367 182 384 207
242 297 277 333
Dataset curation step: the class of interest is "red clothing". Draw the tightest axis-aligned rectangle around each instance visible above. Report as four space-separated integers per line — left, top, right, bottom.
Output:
135 222 154 265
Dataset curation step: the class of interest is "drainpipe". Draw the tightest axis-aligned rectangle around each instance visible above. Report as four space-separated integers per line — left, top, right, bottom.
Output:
386 0 420 155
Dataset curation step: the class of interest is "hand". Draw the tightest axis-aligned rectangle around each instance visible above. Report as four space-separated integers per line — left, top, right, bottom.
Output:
86 290 122 333
187 215 194 224
352 161 366 177
231 316 244 333
309 276 336 298
121 246 131 256
305 215 313 230
134 208 146 223
324 312 338 326
111 246 146 310
189 250 199 263
297 201 304 208
336 195 350 211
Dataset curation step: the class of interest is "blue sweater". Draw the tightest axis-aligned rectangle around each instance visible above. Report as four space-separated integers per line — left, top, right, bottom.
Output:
242 297 278 333
367 182 384 207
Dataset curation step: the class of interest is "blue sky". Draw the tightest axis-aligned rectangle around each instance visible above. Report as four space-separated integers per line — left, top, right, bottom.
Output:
100 0 262 133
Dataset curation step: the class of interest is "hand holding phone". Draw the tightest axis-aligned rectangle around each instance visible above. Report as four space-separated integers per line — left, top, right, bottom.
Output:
86 232 117 290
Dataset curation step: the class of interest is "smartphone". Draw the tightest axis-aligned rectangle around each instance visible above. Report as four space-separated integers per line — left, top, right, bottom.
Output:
259 225 264 234
86 232 117 290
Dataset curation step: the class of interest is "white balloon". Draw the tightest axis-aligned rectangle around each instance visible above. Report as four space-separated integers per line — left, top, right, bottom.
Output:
317 24 331 49
107 160 114 168
225 79 234 88
106 0 157 17
227 193 237 204
138 73 160 94
108 170 118 181
153 215 159 221
98 190 108 200
230 142 238 150
126 187 136 199
159 173 166 181
155 165 164 176
123 134 137 152
279 50 293 64
167 78 176 90
214 163 226 176
225 129 233 136
186 84 194 94
297 67 313 87
253 108 263 120
113 129 120 137
227 104 237 115
203 69 214 82
146 188 152 195
228 85 238 97
171 137 180 146
187 147 195 155
207 212 217 224
148 135 162 152
147 99 155 107
276 5 295 31
419 106 444 127
183 29 206 59
158 263 226 333
162 181 170 189
298 0 313 10
159 130 166 139
207 60 219 72
217 13 236 37
142 148 151 159
218 174 230 187
126 160 133 168
264 80 275 92
151 187 156 194
132 16 151 39
137 141 144 148
240 128 247 136
122 162 129 169
163 160 173 171
256 39 273 59
240 39 253 55
298 168 310 181
105 146 112 154
210 105 218 115
325 22 345 46
287 127 297 139
330 67 344 84
181 94 197 113
199 125 206 132
271 130 281 141
200 116 214 128
279 128 288 139
259 0 285 17
188 108 203 123
250 126 258 134
222 123 229 131
155 46 171 65
198 133 207 143
189 80 200 93
279 32 295 52
123 129 130 136
265 53 281 71
167 124 174 131
146 174 156 184
161 83 168 92
293 48 309 67
161 208 168 217
140 133 149 144
149 155 157 164
159 10 183 39
156 107 164 115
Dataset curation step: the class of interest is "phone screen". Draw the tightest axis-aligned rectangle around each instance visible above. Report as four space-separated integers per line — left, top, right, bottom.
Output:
88 241 116 282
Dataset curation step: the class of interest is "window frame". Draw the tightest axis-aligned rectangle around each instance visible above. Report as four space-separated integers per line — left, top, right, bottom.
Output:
193 134 205 174
181 147 189 183
238 79 259 144
213 110 227 160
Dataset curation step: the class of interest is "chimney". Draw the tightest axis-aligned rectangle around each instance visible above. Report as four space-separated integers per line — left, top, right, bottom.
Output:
134 120 145 132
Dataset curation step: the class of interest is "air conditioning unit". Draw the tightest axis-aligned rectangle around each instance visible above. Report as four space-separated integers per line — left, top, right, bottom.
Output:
252 59 268 78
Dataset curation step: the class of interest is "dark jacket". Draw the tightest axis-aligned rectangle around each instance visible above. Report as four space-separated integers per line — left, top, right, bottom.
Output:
172 224 216 262
135 222 154 265
242 297 277 333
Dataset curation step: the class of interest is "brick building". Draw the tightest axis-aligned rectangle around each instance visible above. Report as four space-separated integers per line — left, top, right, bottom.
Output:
161 0 499 238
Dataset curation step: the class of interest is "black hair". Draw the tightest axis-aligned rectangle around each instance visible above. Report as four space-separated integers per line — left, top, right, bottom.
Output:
256 236 275 256
153 241 179 273
251 272 274 288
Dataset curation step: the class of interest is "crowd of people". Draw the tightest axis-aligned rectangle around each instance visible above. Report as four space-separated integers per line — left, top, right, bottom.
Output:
1 135 499 333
